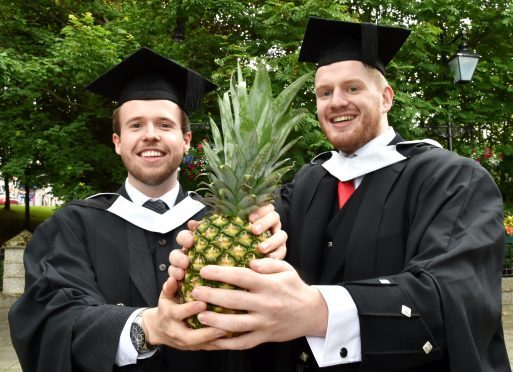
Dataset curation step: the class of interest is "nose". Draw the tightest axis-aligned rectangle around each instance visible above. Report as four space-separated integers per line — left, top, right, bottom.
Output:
143 123 160 141
329 89 349 109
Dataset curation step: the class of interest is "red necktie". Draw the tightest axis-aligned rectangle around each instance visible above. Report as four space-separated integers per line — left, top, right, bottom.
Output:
338 180 355 209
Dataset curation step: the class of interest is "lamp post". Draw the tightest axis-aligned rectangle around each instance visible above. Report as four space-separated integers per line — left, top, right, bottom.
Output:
448 33 481 84
445 32 481 150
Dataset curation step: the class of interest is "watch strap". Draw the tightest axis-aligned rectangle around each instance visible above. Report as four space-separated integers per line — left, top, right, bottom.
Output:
130 309 157 354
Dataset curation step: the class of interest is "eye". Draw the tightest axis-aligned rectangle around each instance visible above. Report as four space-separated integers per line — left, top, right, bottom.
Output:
348 86 359 93
158 121 174 129
316 89 332 99
128 122 142 129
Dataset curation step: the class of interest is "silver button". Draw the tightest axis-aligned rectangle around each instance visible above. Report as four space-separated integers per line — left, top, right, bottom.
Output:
327 241 333 248
158 263 167 272
401 305 412 318
422 341 433 354
299 351 309 362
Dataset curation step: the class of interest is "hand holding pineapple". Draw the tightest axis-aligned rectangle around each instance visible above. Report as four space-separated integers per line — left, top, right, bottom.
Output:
170 246 329 350
133 273 228 351
177 63 310 329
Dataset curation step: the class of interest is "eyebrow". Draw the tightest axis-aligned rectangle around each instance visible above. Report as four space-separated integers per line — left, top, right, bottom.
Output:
125 116 178 124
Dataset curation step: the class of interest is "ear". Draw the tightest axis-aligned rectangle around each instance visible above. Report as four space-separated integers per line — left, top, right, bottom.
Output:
382 85 394 113
183 131 192 153
112 133 121 155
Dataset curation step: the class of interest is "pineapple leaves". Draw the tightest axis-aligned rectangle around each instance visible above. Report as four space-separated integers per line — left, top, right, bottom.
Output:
203 61 311 218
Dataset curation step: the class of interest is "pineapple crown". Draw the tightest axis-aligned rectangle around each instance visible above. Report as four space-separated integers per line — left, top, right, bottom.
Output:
198 63 311 219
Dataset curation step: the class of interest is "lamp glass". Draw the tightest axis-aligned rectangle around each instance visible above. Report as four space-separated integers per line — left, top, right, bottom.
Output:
448 53 480 83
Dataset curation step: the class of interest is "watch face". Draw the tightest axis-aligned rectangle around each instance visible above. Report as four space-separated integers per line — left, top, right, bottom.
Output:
130 322 146 353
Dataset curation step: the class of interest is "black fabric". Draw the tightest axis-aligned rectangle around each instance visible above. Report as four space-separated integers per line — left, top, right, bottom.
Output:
85 47 217 112
298 17 411 74
260 136 510 372
142 199 169 214
8 186 251 372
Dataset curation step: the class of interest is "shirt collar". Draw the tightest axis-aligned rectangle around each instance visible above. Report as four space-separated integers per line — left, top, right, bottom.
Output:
124 179 180 208
343 126 396 157
322 127 406 182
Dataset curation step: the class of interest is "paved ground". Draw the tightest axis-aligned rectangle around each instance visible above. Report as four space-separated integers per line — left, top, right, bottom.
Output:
2 294 513 371
0 295 21 371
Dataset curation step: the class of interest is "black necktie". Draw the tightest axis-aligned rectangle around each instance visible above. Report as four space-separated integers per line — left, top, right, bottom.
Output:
142 199 169 214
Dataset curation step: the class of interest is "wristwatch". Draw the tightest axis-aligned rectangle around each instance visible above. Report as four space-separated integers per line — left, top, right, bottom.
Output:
130 309 157 354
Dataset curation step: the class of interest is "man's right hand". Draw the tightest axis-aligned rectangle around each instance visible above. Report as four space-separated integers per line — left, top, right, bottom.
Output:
141 276 227 350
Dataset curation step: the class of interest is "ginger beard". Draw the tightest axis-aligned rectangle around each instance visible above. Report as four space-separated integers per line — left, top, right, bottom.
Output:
318 100 384 154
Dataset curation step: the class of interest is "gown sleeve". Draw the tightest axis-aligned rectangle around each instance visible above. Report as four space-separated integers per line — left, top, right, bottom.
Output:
8 206 135 372
343 153 508 371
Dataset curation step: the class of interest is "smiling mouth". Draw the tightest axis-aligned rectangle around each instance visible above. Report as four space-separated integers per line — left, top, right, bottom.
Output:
332 115 356 123
140 150 164 158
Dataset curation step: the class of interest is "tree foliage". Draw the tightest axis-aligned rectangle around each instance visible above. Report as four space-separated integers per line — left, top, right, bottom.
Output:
0 0 511 202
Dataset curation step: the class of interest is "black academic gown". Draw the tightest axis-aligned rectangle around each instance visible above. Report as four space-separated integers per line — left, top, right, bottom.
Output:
8 186 247 372
251 140 509 372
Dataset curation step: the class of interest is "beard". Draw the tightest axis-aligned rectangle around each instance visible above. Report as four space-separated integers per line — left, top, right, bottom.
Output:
321 105 383 154
122 154 182 187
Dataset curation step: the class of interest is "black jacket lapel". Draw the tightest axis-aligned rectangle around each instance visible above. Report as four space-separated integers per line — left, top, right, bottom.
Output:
127 219 159 306
117 185 159 306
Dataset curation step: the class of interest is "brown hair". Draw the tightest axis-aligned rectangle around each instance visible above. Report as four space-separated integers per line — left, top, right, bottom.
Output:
112 105 190 136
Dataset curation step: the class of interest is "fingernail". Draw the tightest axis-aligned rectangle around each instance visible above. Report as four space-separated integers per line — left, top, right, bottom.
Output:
258 242 269 252
200 266 211 277
251 260 262 270
192 288 200 298
253 223 263 234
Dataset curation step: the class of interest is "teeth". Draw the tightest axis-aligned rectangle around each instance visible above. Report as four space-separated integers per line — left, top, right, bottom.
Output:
333 115 355 123
141 150 163 157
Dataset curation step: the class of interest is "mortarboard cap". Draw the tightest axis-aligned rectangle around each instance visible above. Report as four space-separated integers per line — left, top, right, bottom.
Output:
298 17 411 75
86 47 217 113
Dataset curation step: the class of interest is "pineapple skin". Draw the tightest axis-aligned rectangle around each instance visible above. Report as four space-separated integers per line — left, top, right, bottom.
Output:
181 213 268 329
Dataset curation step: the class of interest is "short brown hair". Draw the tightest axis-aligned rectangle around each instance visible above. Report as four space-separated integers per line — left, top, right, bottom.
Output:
112 106 190 136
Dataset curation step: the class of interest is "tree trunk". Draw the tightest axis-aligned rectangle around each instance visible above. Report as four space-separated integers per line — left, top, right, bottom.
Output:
24 184 30 230
3 176 10 210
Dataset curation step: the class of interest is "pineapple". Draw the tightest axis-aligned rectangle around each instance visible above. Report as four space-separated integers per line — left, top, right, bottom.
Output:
180 63 310 329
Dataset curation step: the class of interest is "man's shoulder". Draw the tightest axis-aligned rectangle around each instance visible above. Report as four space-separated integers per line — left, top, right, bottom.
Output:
293 151 333 178
396 139 442 158
67 193 120 210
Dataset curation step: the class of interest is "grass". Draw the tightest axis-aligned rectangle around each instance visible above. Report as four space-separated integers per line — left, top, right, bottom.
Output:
0 205 54 290
0 205 55 246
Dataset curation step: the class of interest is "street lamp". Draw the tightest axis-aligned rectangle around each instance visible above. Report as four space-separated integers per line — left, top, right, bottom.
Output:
444 32 481 150
448 33 481 84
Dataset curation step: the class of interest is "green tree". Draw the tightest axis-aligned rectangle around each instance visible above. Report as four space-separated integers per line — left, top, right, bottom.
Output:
0 0 511 204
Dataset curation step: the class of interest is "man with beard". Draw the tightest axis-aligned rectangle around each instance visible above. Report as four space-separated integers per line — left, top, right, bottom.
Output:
170 18 510 371
8 47 285 372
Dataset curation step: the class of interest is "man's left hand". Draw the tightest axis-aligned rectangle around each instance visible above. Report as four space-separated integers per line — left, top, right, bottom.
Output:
189 258 329 350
